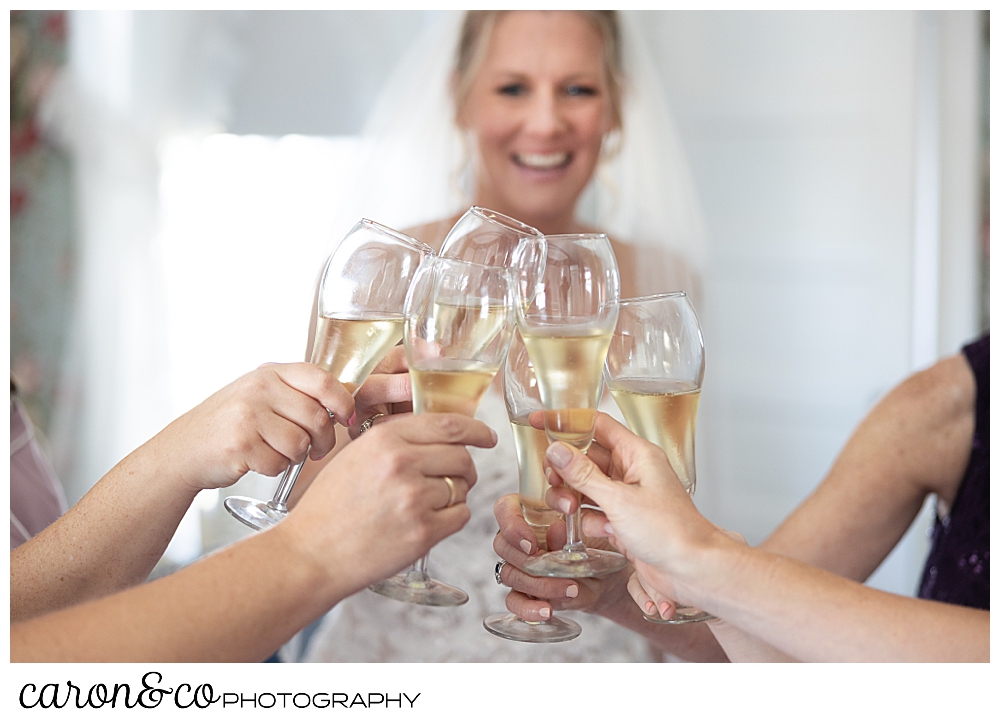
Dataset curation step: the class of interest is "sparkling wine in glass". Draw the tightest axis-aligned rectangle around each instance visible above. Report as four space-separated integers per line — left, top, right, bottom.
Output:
514 233 627 579
605 291 715 624
369 256 514 606
224 219 433 531
484 328 582 643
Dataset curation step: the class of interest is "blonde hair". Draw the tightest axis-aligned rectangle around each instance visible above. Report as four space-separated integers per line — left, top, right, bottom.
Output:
453 10 624 130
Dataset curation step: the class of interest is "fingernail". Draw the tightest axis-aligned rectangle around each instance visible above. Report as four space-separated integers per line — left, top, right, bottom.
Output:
489 427 498 444
659 602 671 619
519 539 532 554
546 442 573 468
605 523 614 535
644 601 655 614
347 413 357 426
540 607 551 619
558 498 572 514
566 584 578 599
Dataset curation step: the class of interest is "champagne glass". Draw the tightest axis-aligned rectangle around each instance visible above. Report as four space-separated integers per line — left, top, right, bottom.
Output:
604 291 715 624
440 205 542 268
514 233 627 579
483 328 583 642
225 219 433 531
369 256 514 606
440 206 546 321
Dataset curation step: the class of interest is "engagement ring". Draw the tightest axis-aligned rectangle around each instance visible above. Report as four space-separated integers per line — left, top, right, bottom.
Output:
358 413 386 435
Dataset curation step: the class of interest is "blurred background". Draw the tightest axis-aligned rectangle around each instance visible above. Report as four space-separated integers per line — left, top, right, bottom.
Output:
10 10 989 596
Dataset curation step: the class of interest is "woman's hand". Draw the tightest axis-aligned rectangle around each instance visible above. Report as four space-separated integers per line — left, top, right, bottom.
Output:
281 413 498 595
347 346 413 438
152 362 354 493
539 412 730 615
493 494 633 621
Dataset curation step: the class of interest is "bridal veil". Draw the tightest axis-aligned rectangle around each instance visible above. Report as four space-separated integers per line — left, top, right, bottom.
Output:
328 11 705 301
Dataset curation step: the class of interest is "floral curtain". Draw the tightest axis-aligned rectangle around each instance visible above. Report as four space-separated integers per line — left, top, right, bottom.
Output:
10 10 76 436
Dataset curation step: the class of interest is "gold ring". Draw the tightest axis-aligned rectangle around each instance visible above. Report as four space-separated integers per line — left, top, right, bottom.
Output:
358 413 385 435
443 476 457 508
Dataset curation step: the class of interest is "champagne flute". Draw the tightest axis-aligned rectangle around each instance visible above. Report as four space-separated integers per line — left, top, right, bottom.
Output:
440 205 542 269
369 256 514 606
514 233 627 579
224 219 433 531
604 291 715 624
483 328 583 642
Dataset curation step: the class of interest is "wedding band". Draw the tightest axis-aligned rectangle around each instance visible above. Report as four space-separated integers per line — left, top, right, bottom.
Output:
443 476 457 508
495 560 508 586
358 413 385 435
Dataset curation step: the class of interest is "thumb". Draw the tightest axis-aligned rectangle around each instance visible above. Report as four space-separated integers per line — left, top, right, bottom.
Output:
545 441 617 508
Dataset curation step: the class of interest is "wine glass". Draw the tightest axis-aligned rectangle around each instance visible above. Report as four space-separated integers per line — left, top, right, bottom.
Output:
513 233 627 579
440 205 542 265
224 219 434 531
604 291 715 624
369 256 514 606
483 328 583 642
440 206 545 315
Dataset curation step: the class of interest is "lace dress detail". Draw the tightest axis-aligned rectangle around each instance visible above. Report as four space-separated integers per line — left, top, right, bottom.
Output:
299 390 656 662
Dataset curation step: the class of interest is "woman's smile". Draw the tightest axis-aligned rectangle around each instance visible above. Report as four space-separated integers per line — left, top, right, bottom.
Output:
513 151 572 171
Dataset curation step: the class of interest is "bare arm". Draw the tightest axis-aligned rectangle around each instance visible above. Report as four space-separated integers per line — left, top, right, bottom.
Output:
11 413 497 661
546 412 988 662
762 354 976 579
11 363 353 621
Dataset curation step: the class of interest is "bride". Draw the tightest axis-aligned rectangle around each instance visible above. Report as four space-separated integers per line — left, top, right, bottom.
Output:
294 10 706 663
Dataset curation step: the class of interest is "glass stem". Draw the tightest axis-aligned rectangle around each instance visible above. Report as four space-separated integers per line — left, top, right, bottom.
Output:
268 448 310 514
406 554 431 582
562 490 587 554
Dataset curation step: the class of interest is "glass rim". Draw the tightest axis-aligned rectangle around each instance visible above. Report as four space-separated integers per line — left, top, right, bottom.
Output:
619 291 689 306
525 232 611 242
468 206 542 238
426 254 513 276
357 218 435 256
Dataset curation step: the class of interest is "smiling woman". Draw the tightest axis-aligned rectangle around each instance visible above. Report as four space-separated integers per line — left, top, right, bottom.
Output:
453 11 620 236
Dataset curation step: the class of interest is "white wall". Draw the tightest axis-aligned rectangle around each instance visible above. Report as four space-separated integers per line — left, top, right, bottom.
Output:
638 10 983 594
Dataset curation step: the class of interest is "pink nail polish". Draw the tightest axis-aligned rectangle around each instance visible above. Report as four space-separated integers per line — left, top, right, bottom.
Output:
566 584 579 599
347 413 357 426
519 539 532 554
540 608 551 619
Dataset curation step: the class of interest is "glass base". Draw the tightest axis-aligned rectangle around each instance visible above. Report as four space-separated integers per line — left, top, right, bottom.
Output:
483 612 581 643
368 570 469 606
643 604 716 624
224 496 286 531
522 546 627 579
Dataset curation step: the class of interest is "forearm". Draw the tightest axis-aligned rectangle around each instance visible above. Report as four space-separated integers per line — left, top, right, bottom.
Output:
680 540 989 662
11 436 198 621
11 526 343 662
705 620 798 662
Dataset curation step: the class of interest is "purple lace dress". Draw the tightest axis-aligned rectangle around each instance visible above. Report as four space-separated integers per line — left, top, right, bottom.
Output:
917 334 989 610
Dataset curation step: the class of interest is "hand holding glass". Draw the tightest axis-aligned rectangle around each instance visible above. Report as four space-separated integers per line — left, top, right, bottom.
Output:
604 291 715 624
368 256 514 606
224 220 433 531
514 233 627 579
